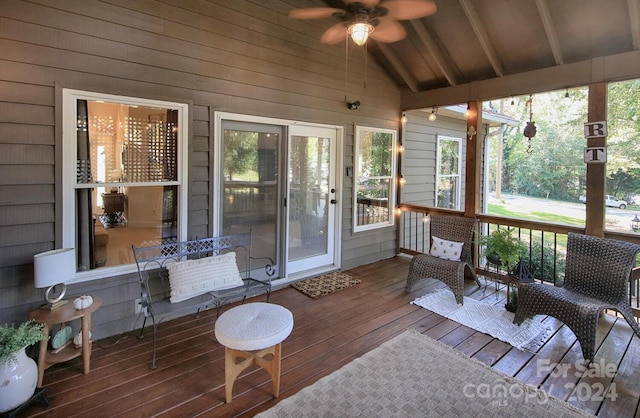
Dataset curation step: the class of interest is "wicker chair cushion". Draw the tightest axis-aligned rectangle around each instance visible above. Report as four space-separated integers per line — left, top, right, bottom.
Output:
430 236 464 261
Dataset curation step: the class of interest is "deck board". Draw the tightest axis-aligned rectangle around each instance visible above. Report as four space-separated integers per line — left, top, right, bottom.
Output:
21 256 640 417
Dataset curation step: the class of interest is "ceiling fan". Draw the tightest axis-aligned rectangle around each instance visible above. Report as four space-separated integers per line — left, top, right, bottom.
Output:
289 0 437 46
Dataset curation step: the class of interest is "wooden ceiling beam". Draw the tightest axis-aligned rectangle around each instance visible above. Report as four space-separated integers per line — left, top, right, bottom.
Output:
409 20 457 86
376 43 420 92
401 50 640 110
458 0 504 77
535 0 564 65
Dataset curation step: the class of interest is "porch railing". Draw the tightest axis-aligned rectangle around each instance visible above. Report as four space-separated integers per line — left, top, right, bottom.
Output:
397 204 640 318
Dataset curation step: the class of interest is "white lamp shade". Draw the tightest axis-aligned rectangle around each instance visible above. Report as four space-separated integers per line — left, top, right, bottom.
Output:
34 248 75 288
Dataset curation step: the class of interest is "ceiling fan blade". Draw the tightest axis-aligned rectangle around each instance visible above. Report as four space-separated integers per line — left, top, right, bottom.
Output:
344 0 381 6
321 23 348 44
379 0 437 20
370 18 406 43
289 8 344 20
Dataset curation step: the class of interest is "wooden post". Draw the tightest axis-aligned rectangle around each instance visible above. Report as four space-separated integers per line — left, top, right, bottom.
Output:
585 83 607 237
465 101 481 218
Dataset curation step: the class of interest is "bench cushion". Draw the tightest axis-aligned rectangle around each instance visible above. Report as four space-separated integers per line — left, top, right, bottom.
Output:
167 252 244 303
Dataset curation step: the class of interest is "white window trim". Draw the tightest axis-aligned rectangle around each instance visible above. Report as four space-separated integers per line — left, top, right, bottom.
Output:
61 89 189 283
353 125 397 233
435 135 462 210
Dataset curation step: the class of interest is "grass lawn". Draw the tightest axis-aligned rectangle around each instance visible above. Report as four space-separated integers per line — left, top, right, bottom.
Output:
488 203 584 226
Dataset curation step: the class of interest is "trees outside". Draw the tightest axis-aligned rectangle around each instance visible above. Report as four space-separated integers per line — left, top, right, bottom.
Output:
486 80 640 208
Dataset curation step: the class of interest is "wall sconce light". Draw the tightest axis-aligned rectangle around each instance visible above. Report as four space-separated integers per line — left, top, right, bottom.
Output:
395 207 403 216
399 174 407 185
347 100 361 110
34 248 75 310
401 112 407 124
428 107 438 121
398 144 405 152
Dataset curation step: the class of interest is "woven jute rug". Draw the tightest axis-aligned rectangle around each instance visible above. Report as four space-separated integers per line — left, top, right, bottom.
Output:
256 330 593 418
290 271 360 298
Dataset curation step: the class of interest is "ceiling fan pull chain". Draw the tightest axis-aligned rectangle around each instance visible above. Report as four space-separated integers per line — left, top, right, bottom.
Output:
345 33 349 101
363 42 368 89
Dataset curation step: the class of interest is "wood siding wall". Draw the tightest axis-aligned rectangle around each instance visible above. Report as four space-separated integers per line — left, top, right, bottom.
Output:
401 110 469 208
0 0 402 338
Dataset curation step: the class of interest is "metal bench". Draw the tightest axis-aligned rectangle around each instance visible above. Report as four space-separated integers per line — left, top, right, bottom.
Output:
132 230 274 369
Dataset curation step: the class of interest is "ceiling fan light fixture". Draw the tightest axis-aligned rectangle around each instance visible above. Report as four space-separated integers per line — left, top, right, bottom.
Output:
348 22 374 46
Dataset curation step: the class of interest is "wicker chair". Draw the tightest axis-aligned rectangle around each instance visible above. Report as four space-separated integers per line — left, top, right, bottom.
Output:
406 215 480 304
514 232 640 363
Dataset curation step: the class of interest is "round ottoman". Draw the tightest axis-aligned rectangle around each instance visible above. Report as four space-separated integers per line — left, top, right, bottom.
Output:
214 302 293 403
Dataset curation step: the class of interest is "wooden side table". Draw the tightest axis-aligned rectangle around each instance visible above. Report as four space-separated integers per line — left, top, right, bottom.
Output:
28 296 102 387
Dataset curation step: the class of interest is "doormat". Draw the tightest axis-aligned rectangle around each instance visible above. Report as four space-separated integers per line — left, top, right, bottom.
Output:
291 272 361 298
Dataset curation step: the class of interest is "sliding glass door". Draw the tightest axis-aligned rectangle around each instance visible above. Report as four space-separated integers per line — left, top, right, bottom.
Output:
219 120 281 279
215 114 341 280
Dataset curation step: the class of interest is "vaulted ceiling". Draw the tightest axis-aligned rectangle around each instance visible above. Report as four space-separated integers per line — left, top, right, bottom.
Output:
317 0 640 109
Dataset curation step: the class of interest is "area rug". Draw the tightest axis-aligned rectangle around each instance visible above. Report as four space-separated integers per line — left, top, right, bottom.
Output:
291 272 361 298
411 288 550 351
256 330 592 417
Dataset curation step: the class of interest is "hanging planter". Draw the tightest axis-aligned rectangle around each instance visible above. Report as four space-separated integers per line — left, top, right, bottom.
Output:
523 95 537 154
0 321 45 413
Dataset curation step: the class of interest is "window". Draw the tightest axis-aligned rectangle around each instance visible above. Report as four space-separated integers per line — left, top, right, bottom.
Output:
607 79 640 233
353 126 397 232
62 90 188 280
436 136 462 209
483 90 587 222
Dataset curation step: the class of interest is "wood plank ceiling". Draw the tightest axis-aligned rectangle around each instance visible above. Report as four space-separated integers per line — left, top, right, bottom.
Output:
314 0 640 104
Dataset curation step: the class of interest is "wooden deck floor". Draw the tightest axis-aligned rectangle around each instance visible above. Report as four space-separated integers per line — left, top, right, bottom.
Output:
22 256 640 417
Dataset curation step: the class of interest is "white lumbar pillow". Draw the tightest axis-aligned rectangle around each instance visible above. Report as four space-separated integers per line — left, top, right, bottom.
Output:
429 236 464 261
167 252 244 303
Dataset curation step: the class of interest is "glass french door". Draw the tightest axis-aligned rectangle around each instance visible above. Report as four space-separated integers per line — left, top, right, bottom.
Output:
286 125 337 275
216 115 339 280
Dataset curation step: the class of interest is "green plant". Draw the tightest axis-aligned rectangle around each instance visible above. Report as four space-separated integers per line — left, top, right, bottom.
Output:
0 320 46 364
481 228 527 273
528 239 566 284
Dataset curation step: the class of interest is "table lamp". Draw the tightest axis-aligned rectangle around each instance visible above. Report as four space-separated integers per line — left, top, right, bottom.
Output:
34 248 75 310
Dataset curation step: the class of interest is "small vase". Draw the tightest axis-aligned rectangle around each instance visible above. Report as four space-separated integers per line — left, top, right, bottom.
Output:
0 347 38 413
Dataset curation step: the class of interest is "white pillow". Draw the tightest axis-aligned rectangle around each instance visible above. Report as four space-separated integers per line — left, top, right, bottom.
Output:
166 252 244 303
429 236 464 261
